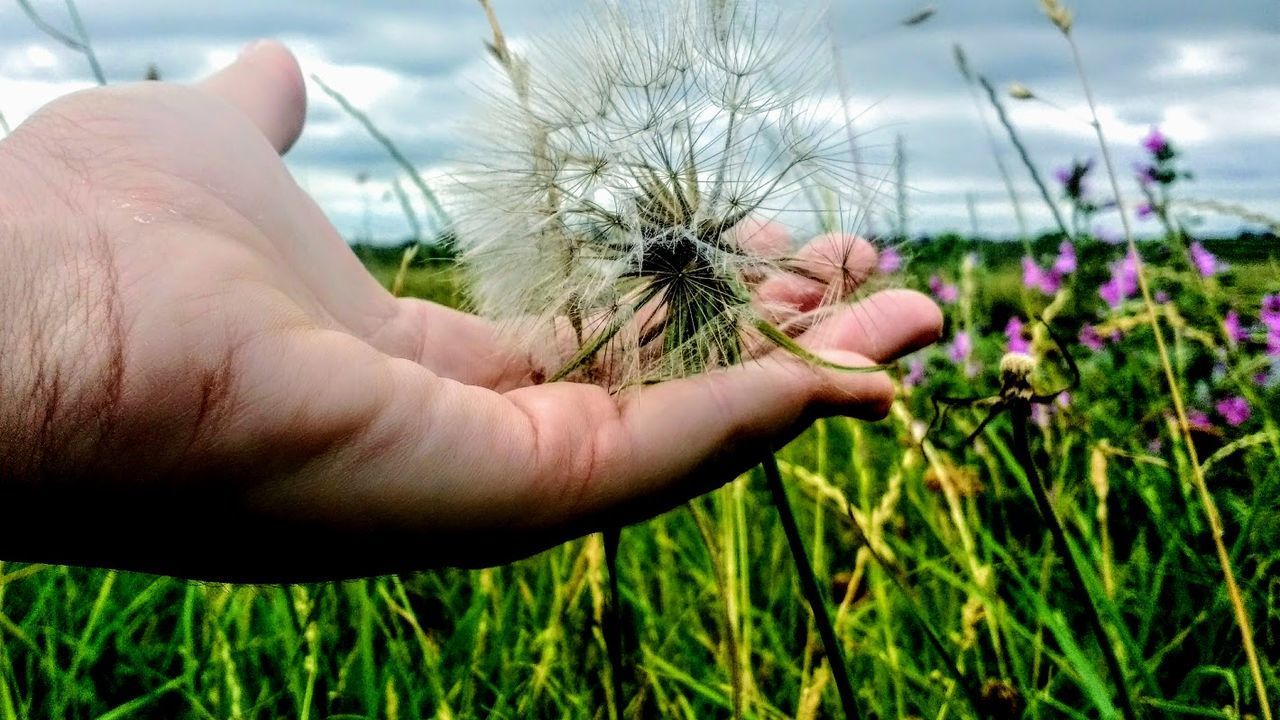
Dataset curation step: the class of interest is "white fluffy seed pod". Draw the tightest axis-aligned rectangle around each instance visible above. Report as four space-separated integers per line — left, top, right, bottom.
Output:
452 0 882 387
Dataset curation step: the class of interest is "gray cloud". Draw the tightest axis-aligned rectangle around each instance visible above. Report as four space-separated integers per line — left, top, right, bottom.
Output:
1 0 1276 241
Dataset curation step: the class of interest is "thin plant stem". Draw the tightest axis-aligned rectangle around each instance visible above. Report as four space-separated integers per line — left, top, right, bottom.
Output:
62 0 105 85
310 75 447 233
761 454 862 720
603 526 626 720
954 45 1031 249
16 0 105 85
1009 403 1137 720
1063 32 1274 720
977 75 1072 241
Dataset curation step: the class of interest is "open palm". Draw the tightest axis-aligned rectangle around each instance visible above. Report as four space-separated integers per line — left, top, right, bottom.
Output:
0 43 940 581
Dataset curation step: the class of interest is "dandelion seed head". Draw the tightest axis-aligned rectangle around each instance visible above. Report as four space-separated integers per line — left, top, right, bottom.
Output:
453 0 882 386
999 352 1037 386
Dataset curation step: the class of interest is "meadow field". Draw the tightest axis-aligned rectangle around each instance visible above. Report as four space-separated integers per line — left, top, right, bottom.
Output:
2 0 1279 718
1 225 1278 719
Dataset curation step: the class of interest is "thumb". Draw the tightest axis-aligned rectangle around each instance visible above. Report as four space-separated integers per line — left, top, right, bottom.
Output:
198 40 307 154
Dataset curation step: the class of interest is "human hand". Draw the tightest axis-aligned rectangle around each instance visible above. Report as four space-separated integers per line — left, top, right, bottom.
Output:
0 42 940 581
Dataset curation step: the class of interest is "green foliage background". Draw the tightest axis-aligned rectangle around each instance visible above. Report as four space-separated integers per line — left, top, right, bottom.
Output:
1 241 1278 719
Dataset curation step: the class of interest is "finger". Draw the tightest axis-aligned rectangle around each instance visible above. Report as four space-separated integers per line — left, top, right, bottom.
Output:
197 40 307 154
755 233 878 317
730 217 793 257
272 344 891 538
796 289 943 363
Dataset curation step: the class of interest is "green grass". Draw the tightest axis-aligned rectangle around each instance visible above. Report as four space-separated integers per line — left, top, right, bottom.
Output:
1 246 1277 719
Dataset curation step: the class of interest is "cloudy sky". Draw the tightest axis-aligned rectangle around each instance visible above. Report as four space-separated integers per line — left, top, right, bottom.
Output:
1 0 1277 242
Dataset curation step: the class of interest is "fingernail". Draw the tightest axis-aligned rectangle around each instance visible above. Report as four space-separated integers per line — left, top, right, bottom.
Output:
239 39 268 58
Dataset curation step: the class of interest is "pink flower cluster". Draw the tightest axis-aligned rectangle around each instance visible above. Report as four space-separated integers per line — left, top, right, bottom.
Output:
1189 242 1223 278
1005 316 1030 353
1263 294 1280 357
1022 242 1076 295
929 275 959 304
1099 250 1140 307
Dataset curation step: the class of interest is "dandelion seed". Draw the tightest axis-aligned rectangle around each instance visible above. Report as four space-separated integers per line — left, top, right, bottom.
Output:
1008 82 1035 100
1039 0 1074 33
453 0 875 386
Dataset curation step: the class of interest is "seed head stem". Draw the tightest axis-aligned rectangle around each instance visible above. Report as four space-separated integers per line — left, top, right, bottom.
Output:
1009 402 1137 720
762 454 862 719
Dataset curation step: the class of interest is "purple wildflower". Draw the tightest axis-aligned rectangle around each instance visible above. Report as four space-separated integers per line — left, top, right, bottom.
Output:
1268 328 1280 358
1080 324 1106 351
928 275 959 304
1006 317 1031 354
1215 396 1250 427
1142 127 1169 155
1052 241 1077 275
1022 256 1062 295
878 247 903 274
1223 311 1247 346
1093 225 1122 244
904 358 925 388
1053 166 1073 186
1187 410 1212 431
1099 251 1140 307
1135 202 1155 220
1155 290 1170 304
1189 242 1222 278
948 332 972 365
1261 294 1280 332
1134 162 1157 186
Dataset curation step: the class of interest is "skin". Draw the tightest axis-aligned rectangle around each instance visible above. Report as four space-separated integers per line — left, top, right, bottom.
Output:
0 42 941 582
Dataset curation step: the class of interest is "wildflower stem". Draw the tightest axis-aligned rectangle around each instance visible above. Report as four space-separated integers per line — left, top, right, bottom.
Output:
1064 33 1274 720
954 45 1031 250
761 454 862 719
976 75 1072 241
311 74 447 233
1009 402 1137 719
16 0 105 85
